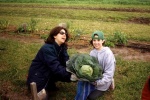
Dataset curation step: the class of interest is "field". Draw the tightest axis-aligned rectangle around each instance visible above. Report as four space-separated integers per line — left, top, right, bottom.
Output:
0 0 150 100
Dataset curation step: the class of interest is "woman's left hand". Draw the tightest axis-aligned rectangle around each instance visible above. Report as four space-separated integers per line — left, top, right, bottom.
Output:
70 74 78 81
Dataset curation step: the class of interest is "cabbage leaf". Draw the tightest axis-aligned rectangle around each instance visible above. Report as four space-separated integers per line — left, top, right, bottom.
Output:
66 53 102 82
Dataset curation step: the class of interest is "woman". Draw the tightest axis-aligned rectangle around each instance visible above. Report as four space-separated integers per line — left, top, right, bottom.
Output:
75 31 116 100
27 26 77 93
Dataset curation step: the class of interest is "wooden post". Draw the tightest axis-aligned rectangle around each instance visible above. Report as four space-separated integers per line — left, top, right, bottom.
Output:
30 82 38 100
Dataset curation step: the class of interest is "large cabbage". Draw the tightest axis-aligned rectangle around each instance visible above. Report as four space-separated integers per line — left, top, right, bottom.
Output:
66 53 102 82
80 65 93 77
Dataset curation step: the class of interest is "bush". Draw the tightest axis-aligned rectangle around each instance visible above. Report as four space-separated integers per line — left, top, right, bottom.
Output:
29 18 38 33
105 31 128 47
113 31 128 45
0 19 9 29
17 23 28 33
17 18 38 33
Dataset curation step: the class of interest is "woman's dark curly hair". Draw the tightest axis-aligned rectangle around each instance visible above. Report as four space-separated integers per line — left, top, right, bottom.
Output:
45 26 70 47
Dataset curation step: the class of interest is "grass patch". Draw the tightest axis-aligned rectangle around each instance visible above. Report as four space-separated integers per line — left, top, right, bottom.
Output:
0 39 42 82
0 16 150 42
0 0 150 5
0 3 150 41
0 37 149 99
0 4 150 22
113 57 150 100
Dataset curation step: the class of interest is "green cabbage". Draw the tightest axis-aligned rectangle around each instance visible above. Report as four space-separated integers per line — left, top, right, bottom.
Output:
80 65 93 77
66 53 102 82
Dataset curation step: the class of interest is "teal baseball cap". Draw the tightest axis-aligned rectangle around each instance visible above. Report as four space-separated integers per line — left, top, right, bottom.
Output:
91 31 104 40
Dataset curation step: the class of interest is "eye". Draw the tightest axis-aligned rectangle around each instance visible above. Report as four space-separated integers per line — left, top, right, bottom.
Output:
59 30 67 35
59 31 65 35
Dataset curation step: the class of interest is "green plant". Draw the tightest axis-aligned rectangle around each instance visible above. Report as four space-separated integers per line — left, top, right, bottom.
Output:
105 36 115 47
17 18 38 33
29 18 38 33
17 23 28 33
0 19 9 29
40 34 48 40
66 53 102 82
105 40 115 47
70 29 85 42
80 65 93 77
113 31 128 45
105 31 128 47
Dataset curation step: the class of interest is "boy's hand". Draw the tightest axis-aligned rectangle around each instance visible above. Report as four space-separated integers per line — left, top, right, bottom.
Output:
91 81 97 86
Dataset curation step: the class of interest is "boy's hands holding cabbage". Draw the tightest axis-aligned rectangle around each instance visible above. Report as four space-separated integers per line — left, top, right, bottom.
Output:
66 53 102 82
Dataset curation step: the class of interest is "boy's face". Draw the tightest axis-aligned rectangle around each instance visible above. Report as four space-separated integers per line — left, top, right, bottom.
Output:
92 35 105 50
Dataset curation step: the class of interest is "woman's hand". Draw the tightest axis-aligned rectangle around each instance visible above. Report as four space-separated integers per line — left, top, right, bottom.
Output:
70 74 78 81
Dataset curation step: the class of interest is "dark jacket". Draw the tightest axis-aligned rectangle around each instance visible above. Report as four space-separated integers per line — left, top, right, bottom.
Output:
27 42 71 92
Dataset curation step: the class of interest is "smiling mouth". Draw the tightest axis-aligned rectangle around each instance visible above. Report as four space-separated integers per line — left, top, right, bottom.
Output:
94 45 99 47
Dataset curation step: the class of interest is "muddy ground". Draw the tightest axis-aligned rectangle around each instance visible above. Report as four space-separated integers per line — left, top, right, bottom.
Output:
0 29 150 62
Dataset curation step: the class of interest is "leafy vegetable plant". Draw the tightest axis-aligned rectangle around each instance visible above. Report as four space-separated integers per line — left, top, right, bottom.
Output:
66 53 102 82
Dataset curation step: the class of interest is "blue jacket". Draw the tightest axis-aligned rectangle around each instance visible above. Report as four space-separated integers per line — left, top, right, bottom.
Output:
27 42 71 92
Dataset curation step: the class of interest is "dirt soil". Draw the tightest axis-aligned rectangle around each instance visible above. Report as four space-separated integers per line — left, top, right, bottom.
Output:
0 29 150 62
67 37 150 62
0 28 150 100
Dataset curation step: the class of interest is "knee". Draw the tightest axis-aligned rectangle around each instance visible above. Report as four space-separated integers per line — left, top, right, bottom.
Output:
87 95 95 100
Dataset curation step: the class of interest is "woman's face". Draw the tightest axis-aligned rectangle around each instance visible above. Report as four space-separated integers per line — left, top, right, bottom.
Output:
54 29 67 46
92 35 105 50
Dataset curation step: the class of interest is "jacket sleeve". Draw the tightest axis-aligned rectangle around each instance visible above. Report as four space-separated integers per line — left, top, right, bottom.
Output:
63 48 69 62
60 48 69 66
40 45 71 82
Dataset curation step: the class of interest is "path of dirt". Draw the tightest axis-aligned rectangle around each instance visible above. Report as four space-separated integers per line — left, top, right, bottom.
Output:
68 38 150 62
0 32 149 62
